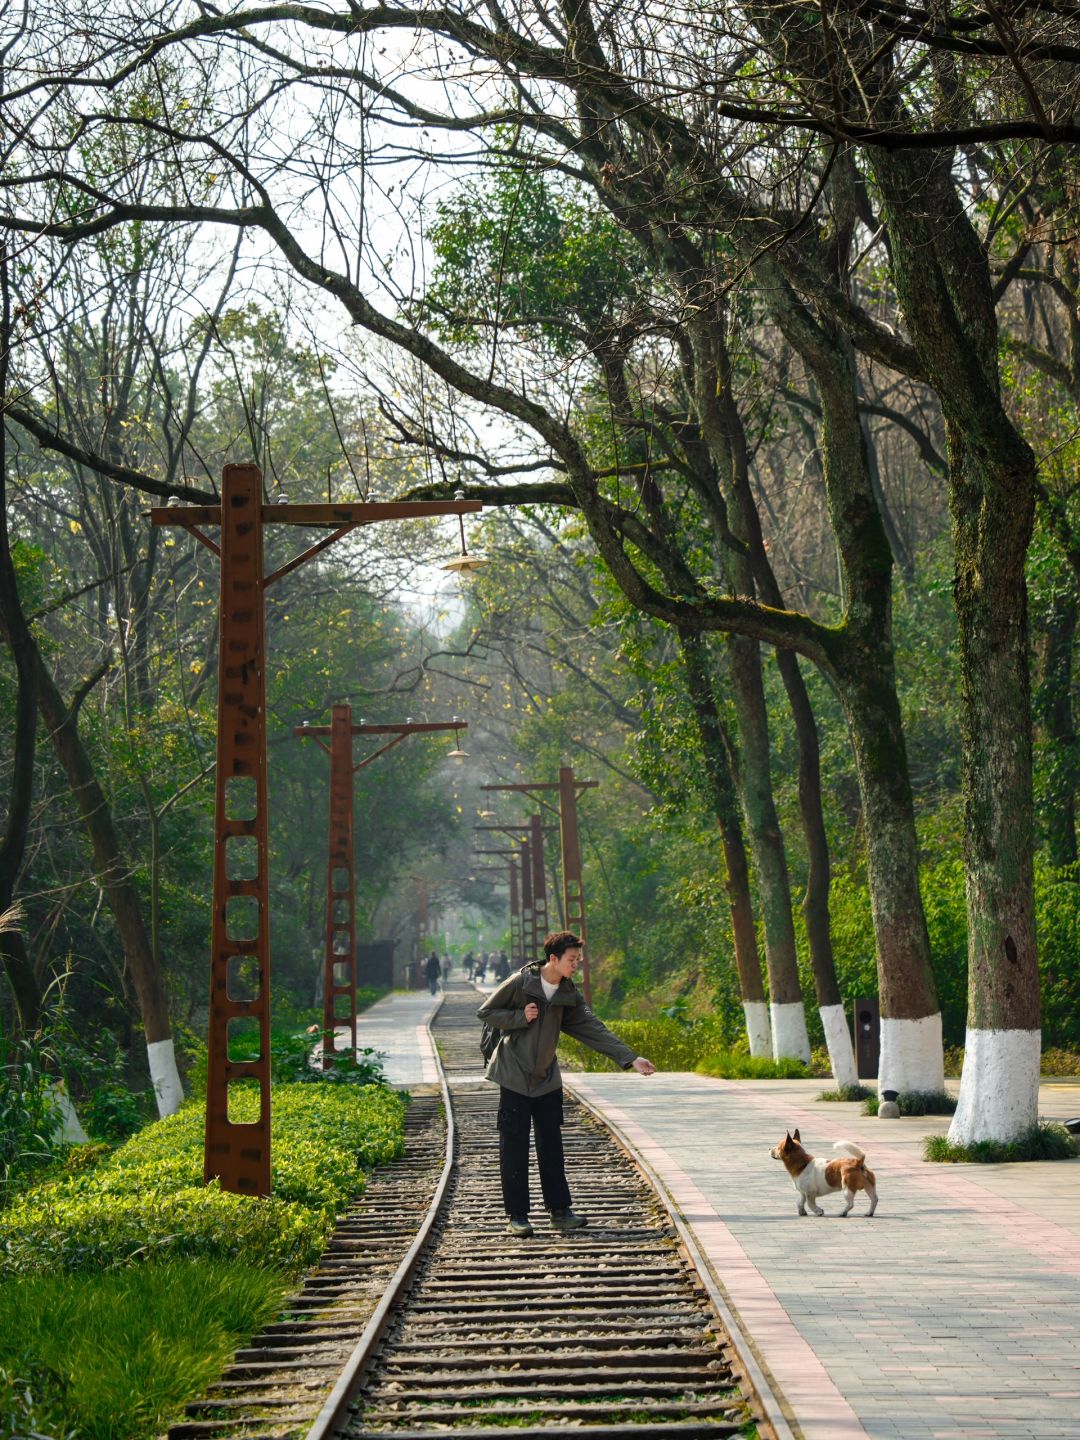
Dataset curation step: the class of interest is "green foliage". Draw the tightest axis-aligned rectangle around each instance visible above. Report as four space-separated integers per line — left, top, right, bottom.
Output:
1041 1048 1080 1076
817 1084 873 1102
924 1124 1079 1164
863 1090 957 1116
0 1036 62 1201
813 856 1080 1050
0 1083 406 1275
83 1085 144 1143
0 1261 288 1440
224 1019 388 1089
0 1362 78 1440
559 1017 818 1078
1032 864 1080 1048
427 164 646 355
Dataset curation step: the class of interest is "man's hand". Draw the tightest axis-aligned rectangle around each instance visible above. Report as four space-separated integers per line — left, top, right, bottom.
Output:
523 1001 540 1023
631 1057 656 1075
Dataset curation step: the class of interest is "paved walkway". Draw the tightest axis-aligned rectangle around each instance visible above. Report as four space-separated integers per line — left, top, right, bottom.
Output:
337 988 442 1087
349 989 1080 1438
570 1071 1080 1440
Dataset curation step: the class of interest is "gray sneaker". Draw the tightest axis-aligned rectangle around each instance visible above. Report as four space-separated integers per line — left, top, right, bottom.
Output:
507 1215 534 1237
549 1208 587 1231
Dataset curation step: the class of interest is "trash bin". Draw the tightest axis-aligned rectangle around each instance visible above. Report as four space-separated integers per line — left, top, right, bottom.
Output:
853 996 880 1079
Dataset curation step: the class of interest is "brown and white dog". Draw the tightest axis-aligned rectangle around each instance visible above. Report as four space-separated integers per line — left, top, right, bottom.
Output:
770 1129 878 1217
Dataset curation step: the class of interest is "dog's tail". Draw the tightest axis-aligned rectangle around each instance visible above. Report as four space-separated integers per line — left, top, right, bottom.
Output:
833 1141 865 1161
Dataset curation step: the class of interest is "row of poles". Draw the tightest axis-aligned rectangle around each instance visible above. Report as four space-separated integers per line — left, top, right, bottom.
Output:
471 772 597 1003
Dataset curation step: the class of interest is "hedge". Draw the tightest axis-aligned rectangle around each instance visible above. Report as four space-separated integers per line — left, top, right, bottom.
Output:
0 1082 406 1276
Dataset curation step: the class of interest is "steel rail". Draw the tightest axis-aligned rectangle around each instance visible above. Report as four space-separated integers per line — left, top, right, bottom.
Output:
566 1078 797 1440
302 993 454 1440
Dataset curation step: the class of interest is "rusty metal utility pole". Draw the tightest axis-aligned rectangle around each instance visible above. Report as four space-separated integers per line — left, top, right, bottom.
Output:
482 769 598 1000
151 464 480 1196
296 707 464 1068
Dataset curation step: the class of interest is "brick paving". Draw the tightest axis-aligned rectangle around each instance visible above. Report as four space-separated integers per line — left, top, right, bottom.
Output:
568 1071 1080 1440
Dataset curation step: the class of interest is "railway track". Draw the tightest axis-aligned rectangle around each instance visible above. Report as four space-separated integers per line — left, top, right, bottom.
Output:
168 984 777 1440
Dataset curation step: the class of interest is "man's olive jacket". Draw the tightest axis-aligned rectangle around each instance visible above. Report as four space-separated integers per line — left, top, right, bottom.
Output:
477 963 637 1097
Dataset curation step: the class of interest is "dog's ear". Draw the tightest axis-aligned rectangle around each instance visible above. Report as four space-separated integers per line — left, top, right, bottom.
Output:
785 1131 791 1142
793 1128 801 1142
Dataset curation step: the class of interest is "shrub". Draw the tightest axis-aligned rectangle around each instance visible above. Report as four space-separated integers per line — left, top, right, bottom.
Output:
924 1124 1079 1164
696 1052 813 1080
864 1090 957 1116
83 1085 143 1143
0 1038 62 1202
0 1083 406 1276
817 1084 873 1102
1041 1047 1080 1076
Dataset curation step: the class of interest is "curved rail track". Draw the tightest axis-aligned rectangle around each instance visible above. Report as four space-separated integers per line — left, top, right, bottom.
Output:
168 985 782 1440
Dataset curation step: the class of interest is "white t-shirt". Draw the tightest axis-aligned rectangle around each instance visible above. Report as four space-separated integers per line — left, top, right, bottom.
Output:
540 976 560 1001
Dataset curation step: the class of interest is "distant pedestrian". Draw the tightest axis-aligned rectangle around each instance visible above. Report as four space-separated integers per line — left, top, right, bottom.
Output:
424 950 441 996
494 950 510 982
475 954 487 982
477 930 655 1238
441 953 451 983
463 951 475 979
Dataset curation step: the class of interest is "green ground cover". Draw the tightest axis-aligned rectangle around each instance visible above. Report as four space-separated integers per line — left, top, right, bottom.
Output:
560 1016 819 1078
0 1081 407 1439
924 1124 1079 1164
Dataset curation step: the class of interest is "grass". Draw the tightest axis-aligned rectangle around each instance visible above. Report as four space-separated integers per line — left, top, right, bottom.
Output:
0 1261 289 1440
924 1123 1080 1164
817 1083 874 1102
863 1089 957 1116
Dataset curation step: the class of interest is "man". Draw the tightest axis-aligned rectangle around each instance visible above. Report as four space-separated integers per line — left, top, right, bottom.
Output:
424 950 441 996
477 930 656 1237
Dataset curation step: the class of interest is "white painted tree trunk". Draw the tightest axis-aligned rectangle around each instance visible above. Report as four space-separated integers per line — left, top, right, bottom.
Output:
819 1003 858 1089
147 1037 185 1117
948 1028 1041 1145
50 1082 88 1143
879 1012 944 1098
770 1001 811 1063
742 1000 772 1058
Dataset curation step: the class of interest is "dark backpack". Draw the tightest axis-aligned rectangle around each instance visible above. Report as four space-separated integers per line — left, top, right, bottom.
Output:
480 1022 501 1063
479 973 527 1063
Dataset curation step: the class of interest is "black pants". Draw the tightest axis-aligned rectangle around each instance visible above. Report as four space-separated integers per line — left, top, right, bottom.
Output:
497 1086 571 1217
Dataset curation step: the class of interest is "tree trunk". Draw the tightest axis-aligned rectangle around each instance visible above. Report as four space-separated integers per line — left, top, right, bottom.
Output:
32 645 184 1116
726 633 810 1061
678 630 771 1055
763 273 941 1091
948 428 1040 1143
838 657 943 1090
0 249 42 1034
728 455 858 1086
870 146 1041 1142
776 649 857 1087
